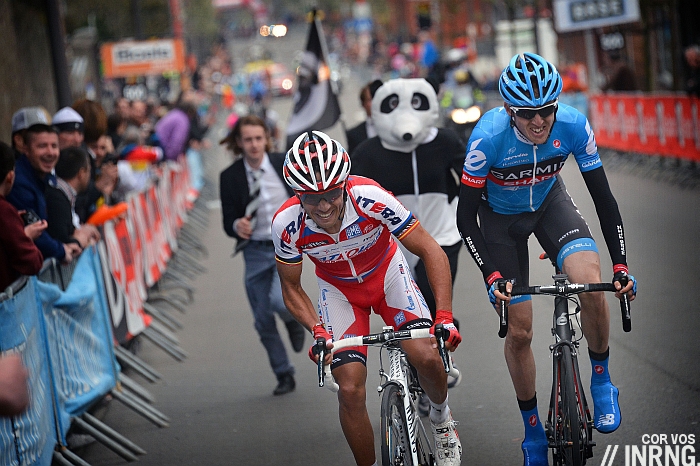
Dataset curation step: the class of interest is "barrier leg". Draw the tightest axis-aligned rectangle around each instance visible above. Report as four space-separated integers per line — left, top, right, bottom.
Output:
81 412 146 455
147 294 188 314
114 345 162 382
53 451 80 466
118 373 155 404
148 319 180 345
143 302 183 330
110 388 170 427
142 327 188 360
174 248 208 273
72 416 138 461
151 280 194 304
55 447 93 466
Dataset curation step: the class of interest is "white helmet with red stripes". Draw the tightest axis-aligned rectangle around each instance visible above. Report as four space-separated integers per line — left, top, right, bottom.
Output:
283 131 351 193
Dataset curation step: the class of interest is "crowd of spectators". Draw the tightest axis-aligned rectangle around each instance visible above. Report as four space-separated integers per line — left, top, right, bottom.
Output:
0 39 241 299
0 50 224 417
1 87 216 285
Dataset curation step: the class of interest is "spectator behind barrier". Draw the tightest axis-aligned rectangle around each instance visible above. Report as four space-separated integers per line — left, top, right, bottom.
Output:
0 355 29 417
0 140 44 291
6 119 82 263
185 95 211 194
601 51 638 92
10 106 52 157
107 111 127 150
53 107 85 149
46 146 101 250
685 44 700 97
155 92 198 161
67 101 119 223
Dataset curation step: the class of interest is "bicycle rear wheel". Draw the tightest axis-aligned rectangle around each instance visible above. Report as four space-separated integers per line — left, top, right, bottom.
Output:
381 384 413 466
557 345 585 466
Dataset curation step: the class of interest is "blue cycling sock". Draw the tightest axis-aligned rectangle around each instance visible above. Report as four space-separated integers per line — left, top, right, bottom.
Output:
589 347 611 385
589 348 621 433
519 396 549 466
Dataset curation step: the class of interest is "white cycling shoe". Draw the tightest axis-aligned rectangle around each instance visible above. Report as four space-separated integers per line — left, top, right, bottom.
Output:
447 356 462 389
431 414 462 466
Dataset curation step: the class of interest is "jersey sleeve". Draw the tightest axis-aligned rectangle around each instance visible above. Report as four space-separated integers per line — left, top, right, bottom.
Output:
349 178 419 239
571 115 602 172
272 199 304 265
461 126 496 188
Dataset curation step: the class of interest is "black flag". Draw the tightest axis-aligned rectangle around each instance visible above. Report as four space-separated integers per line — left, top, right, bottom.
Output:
285 11 341 148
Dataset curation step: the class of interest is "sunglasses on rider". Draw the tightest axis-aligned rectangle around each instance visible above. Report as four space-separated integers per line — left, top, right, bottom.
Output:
510 100 558 120
299 187 344 206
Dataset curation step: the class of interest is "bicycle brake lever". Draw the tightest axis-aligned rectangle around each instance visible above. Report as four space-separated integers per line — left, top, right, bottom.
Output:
434 324 451 373
315 337 327 387
618 276 631 332
498 281 508 338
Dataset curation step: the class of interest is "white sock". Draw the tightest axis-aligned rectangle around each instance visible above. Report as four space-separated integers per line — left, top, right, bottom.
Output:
429 394 450 424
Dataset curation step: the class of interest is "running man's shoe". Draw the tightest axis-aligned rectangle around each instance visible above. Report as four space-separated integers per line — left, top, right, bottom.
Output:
418 392 430 417
447 356 462 389
590 381 621 433
431 414 462 466
521 436 549 466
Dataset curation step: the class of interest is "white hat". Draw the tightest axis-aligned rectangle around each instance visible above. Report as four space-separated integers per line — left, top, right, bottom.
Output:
11 106 52 133
52 107 84 132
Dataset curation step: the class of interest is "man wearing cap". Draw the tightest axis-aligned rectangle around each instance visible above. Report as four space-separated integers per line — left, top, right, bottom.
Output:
10 107 53 156
7 109 82 263
53 105 118 223
53 107 85 149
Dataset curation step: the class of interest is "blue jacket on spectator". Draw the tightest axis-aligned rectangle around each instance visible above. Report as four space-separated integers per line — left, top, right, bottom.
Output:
6 154 65 260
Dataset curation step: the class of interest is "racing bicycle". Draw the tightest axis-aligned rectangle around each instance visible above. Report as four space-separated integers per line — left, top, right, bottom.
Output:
496 256 631 466
315 325 459 466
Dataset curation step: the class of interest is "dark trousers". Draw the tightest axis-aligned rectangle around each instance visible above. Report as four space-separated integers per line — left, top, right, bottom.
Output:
412 241 461 320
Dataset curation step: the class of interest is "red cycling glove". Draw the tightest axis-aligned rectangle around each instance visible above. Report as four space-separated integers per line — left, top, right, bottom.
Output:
308 323 333 362
431 310 462 349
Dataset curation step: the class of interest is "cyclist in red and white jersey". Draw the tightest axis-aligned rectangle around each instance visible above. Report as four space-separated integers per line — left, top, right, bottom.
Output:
273 131 463 466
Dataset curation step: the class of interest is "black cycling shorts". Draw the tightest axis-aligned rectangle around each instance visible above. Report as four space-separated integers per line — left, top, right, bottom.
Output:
478 176 597 303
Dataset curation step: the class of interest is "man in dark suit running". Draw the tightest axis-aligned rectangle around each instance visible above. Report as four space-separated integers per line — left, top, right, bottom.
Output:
344 80 383 155
219 115 306 395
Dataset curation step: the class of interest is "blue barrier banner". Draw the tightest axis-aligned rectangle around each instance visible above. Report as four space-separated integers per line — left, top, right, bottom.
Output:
37 246 119 441
0 278 56 466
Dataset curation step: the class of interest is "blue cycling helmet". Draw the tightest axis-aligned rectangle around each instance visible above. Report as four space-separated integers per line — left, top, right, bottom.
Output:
499 52 562 107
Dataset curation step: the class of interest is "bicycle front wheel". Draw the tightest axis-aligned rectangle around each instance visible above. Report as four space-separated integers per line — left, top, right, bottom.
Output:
558 345 585 466
381 384 413 466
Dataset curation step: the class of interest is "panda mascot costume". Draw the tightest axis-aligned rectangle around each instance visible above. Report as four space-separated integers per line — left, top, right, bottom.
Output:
351 78 465 322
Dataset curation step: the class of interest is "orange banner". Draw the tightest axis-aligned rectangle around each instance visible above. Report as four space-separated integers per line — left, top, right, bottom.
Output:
101 39 185 78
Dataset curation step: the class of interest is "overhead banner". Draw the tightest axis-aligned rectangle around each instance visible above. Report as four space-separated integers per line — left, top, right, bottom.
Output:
553 0 641 32
100 39 186 78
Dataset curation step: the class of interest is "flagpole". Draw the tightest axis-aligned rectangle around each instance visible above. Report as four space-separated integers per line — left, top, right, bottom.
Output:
312 8 348 139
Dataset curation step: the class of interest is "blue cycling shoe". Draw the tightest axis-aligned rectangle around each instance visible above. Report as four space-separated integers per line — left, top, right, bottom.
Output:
590 381 621 433
522 436 549 466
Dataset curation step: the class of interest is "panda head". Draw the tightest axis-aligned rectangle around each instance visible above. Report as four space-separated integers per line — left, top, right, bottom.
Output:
371 78 440 153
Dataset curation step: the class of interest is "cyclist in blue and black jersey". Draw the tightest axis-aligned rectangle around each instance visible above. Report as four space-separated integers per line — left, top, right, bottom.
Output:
456 53 637 466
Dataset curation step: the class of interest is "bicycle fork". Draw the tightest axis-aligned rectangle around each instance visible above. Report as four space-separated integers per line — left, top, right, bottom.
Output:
379 348 420 463
546 292 595 462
